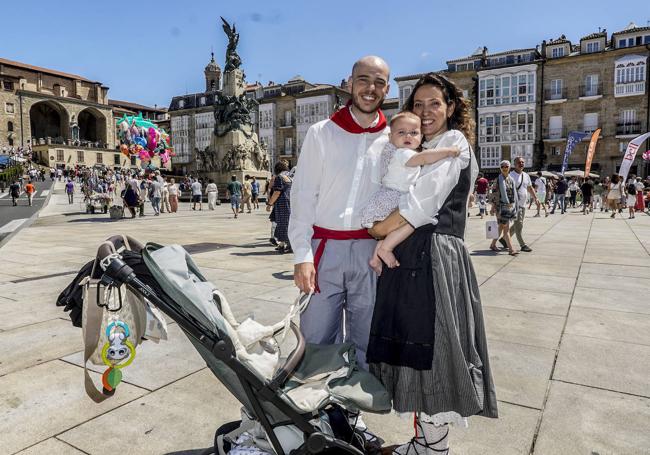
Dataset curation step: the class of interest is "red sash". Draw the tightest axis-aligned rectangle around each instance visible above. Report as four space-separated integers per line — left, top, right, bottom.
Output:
312 225 373 292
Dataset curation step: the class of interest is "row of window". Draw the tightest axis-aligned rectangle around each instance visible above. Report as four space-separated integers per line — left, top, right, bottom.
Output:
53 150 128 166
479 73 536 106
478 111 535 144
547 109 641 138
618 35 650 48
479 144 534 168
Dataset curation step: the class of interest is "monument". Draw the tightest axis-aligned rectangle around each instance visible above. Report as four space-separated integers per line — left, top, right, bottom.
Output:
197 17 271 193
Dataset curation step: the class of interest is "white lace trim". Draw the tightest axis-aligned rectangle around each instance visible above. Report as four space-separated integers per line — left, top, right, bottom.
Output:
395 411 469 428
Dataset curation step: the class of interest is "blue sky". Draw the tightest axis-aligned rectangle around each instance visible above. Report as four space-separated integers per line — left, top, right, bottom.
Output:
1 0 647 107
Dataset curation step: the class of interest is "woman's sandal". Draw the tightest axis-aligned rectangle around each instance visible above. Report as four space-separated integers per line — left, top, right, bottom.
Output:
489 245 500 252
509 250 519 256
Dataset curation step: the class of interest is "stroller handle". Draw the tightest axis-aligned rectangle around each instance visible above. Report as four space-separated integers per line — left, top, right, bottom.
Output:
269 321 306 390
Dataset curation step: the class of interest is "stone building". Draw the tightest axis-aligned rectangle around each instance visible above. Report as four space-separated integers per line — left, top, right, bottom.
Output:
0 57 116 169
167 53 223 175
394 21 650 177
542 25 649 177
256 77 349 168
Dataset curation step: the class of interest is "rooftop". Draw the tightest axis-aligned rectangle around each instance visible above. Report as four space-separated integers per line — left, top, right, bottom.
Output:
0 57 102 85
611 22 650 36
109 99 166 113
580 31 607 41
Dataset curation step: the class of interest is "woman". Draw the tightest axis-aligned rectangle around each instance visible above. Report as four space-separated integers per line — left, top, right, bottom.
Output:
121 184 139 218
266 161 292 254
626 177 637 219
607 174 622 219
489 160 519 255
168 178 179 213
366 74 497 454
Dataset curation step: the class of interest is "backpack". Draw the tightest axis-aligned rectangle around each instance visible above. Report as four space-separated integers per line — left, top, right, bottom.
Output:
627 183 637 195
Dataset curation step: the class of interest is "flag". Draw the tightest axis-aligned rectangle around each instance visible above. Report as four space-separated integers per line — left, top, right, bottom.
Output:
561 131 588 174
619 132 650 182
584 128 601 178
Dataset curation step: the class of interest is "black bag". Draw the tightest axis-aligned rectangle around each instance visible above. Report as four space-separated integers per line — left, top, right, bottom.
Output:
627 183 637 195
56 259 96 327
499 203 517 220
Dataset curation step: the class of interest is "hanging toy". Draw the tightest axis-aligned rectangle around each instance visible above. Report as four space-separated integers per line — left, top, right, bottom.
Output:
100 320 136 395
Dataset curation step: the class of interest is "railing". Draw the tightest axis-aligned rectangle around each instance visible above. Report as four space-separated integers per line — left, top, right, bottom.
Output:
544 88 567 100
579 82 603 97
32 137 109 149
279 147 295 156
279 119 295 128
542 127 566 139
578 124 599 135
614 81 645 96
616 122 642 136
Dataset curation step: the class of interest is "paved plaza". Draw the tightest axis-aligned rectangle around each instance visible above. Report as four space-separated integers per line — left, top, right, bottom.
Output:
1 182 649 455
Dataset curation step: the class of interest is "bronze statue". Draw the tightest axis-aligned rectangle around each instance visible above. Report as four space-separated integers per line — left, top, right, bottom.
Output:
221 17 242 72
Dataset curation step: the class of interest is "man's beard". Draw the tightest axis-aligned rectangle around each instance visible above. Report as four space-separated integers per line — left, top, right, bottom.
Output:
351 93 384 115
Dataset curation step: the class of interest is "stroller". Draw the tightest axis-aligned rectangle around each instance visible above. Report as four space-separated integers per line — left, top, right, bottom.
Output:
95 236 391 455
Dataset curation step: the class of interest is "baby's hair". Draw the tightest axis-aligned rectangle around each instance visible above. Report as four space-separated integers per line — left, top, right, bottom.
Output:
389 111 421 128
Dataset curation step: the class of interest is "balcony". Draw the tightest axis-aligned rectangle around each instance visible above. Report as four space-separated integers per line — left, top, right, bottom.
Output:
544 88 567 103
278 119 295 128
614 81 645 97
542 127 566 141
616 122 643 137
579 83 603 99
279 147 295 157
578 124 600 138
31 136 110 149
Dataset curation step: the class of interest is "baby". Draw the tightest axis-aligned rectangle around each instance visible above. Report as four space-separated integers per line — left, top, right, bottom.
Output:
360 111 459 273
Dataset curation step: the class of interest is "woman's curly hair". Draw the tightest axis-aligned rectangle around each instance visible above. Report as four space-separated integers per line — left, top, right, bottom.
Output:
403 73 475 144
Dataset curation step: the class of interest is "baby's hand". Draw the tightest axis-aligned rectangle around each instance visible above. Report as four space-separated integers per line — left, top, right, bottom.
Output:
447 147 461 158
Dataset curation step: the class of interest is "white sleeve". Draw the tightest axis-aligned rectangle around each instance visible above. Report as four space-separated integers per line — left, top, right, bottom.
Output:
396 148 418 166
399 130 471 228
288 125 323 264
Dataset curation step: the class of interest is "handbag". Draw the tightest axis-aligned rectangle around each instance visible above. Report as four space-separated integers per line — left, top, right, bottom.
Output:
485 220 499 239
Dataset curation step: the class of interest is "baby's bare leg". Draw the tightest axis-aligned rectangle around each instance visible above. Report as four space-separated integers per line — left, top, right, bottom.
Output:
376 224 415 268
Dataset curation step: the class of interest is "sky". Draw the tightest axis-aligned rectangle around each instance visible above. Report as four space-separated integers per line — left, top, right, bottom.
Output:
1 0 648 108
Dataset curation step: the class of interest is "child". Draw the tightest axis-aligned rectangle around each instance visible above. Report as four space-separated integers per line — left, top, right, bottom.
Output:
359 111 459 273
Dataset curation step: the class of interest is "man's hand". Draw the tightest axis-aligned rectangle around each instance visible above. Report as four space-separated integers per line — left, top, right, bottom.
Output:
294 262 316 293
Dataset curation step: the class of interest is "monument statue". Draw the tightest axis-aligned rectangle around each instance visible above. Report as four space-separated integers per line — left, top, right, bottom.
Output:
221 17 242 72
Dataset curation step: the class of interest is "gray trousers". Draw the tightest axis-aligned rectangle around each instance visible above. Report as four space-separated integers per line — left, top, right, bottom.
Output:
510 207 526 247
300 239 377 370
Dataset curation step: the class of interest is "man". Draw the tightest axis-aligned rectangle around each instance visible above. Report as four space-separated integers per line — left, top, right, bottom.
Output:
580 178 594 214
534 171 548 217
227 175 243 218
206 179 219 210
551 176 568 214
9 180 21 206
24 181 35 206
240 175 253 213
191 178 203 211
475 172 488 219
500 156 538 252
251 176 260 209
289 56 390 369
150 177 162 216
65 179 75 204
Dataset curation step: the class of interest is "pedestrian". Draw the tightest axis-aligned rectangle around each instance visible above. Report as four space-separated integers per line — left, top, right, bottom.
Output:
626 177 637 219
501 156 537 252
551 176 568 214
490 160 519 255
602 176 610 212
607 174 623 218
366 72 497 453
191 178 203 211
593 180 604 211
138 175 148 217
251 176 260 210
568 177 579 208
267 162 293 253
635 176 645 212
240 175 253 213
168 178 179 213
226 175 243 218
150 177 162 216
9 179 21 206
581 178 594 214
475 172 488 219
121 185 138 218
534 171 548 217
206 179 219 210
65 179 75 204
24 181 35 206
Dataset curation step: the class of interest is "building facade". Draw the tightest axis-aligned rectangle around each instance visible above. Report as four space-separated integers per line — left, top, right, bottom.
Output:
393 22 650 177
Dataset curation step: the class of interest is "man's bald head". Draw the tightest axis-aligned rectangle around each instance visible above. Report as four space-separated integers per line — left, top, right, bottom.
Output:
351 56 390 79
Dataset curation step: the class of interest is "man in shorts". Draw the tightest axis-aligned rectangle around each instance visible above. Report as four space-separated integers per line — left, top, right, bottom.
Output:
227 175 243 218
191 178 203 211
534 171 548 217
251 176 260 209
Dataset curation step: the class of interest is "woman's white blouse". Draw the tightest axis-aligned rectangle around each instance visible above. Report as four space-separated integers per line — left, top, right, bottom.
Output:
399 129 473 228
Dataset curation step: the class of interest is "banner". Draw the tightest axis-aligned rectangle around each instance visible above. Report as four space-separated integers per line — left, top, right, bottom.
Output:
583 128 601 178
619 131 650 182
561 131 588 174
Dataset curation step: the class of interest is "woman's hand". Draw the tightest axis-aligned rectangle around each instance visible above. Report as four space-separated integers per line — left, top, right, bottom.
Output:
368 210 409 240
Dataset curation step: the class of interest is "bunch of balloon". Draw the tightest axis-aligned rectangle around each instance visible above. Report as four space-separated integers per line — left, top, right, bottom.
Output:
116 113 174 169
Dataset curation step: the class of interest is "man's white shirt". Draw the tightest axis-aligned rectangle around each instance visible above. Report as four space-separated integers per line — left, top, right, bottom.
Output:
510 170 532 206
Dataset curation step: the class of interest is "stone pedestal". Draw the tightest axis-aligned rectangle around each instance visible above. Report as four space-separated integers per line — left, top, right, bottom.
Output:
223 69 245 97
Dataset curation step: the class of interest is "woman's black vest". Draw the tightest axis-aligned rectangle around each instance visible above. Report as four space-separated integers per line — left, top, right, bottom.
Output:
430 160 472 239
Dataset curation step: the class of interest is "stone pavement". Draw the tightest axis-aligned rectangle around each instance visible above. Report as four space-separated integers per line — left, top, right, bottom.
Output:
1 182 649 455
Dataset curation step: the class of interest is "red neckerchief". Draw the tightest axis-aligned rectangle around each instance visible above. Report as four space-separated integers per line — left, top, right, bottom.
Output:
330 101 386 134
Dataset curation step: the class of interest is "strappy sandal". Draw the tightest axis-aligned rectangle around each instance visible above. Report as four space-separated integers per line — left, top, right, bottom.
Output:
490 245 500 252
509 250 519 256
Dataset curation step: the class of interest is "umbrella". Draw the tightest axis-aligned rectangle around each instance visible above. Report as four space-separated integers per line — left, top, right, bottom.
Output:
528 170 556 179
563 170 600 178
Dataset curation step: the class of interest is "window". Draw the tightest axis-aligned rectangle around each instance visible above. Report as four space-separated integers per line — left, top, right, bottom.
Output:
586 41 600 53
56 150 64 161
199 96 206 106
2 80 13 91
551 47 564 58
178 99 185 108
480 145 501 168
620 109 636 124
583 113 598 133
7 121 13 132
550 79 563 99
645 36 650 44
5 102 15 114
400 86 412 106
284 137 293 154
130 156 137 166
77 151 84 163
96 153 103 164
628 38 634 47
551 146 560 156
619 39 627 48
583 74 599 96
114 154 121 165
548 116 563 138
